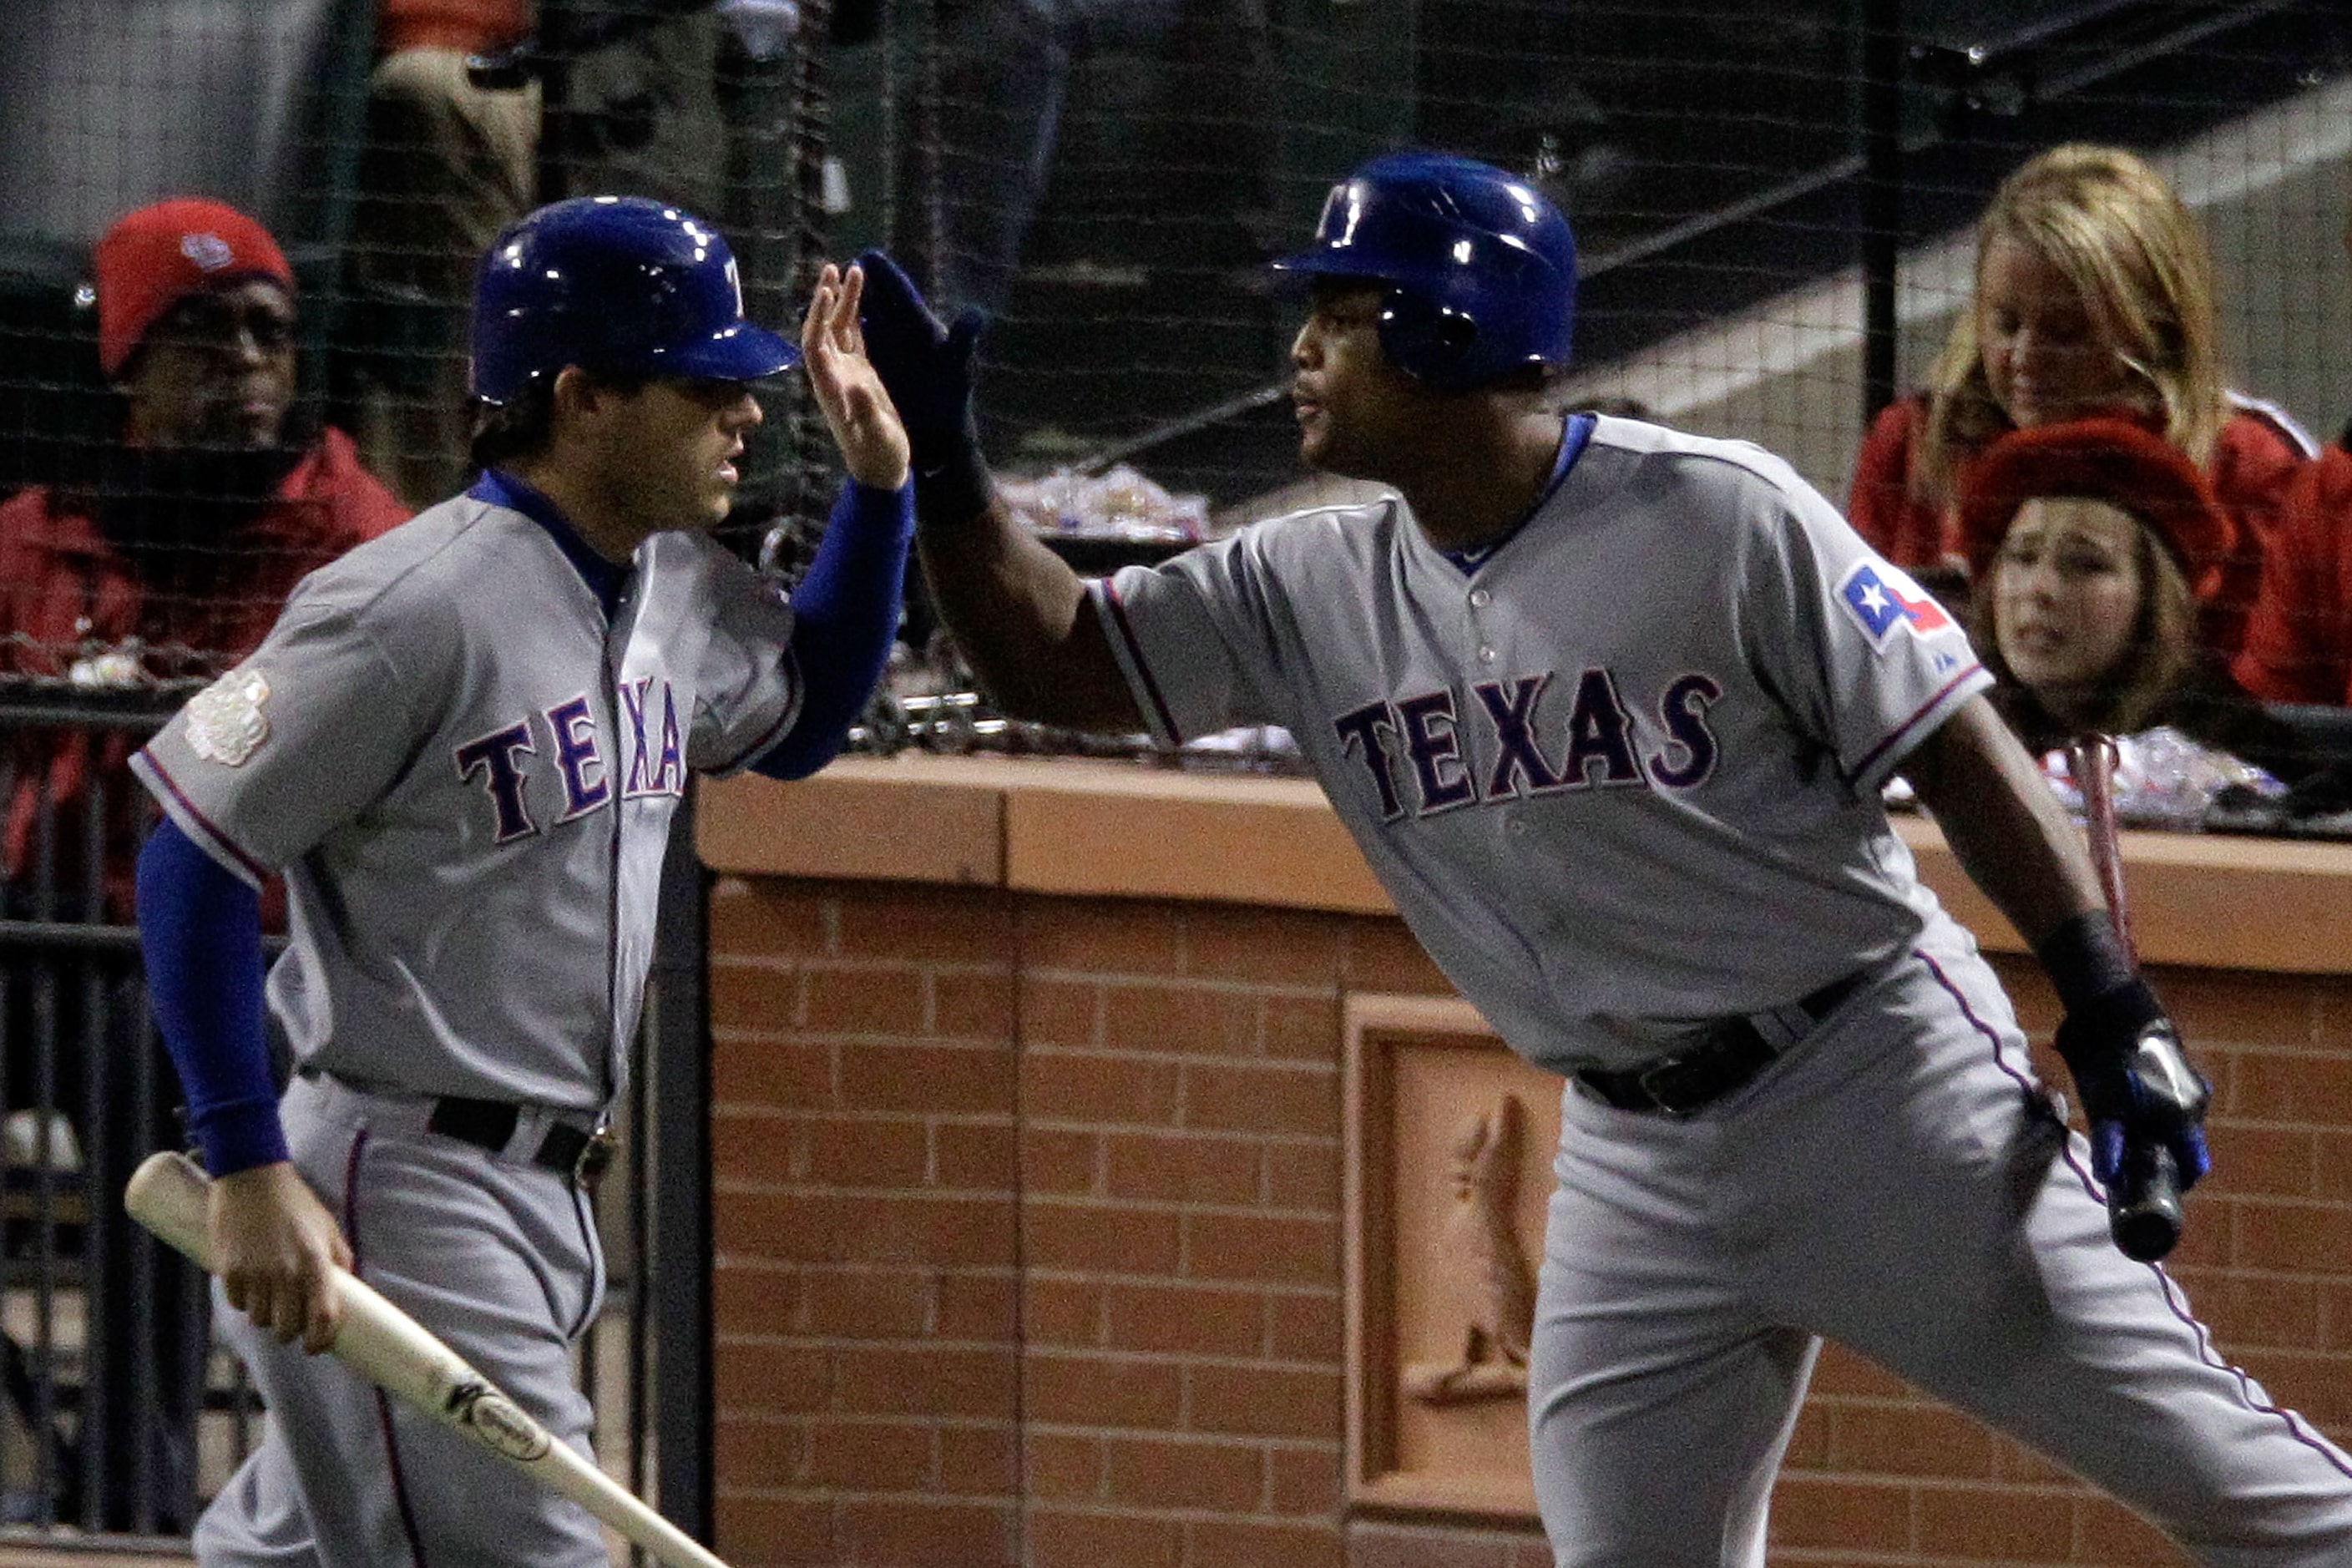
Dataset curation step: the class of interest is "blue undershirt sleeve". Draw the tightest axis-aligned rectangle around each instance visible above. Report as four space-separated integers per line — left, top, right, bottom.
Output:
752 477 916 781
135 818 288 1176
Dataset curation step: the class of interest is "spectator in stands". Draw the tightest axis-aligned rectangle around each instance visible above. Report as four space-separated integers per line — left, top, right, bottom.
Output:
3 199 407 891
1849 144 2315 612
1955 417 2282 765
353 0 537 508
356 0 749 508
0 197 403 1531
2235 445 2352 706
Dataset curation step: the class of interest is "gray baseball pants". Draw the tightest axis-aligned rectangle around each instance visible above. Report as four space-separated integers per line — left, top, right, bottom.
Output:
194 1073 609 1568
1530 926 2352 1567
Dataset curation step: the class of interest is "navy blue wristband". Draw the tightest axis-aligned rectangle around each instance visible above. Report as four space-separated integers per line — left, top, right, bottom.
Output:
2033 908 2139 1016
913 421 994 530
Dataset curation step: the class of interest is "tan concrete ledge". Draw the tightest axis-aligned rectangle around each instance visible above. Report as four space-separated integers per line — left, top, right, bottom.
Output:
700 755 2352 977
699 755 1387 913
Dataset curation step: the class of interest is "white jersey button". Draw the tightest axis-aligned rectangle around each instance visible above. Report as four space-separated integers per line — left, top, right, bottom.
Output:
1469 588 1491 608
1478 645 1497 664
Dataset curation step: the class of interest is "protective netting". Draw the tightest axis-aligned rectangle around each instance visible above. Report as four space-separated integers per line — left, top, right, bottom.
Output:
0 1 2347 699
852 0 2352 510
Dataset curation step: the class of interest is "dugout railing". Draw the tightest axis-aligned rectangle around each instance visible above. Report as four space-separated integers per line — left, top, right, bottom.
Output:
0 685 714 1551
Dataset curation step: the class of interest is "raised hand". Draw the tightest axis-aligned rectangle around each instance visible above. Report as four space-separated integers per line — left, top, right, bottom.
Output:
800 261 912 493
853 250 994 526
853 250 982 455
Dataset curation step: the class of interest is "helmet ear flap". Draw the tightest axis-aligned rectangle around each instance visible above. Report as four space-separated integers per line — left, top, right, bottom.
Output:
1377 291 1482 392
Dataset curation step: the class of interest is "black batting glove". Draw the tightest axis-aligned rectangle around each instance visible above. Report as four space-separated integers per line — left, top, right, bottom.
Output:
2052 976 2213 1196
852 250 993 528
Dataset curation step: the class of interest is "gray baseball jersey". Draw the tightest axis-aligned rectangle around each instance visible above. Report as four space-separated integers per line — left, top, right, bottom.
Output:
1093 415 1989 1071
132 485 800 1112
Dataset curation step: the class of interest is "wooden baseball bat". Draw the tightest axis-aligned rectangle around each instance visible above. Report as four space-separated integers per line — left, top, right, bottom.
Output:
2068 733 2183 1262
125 1151 729 1568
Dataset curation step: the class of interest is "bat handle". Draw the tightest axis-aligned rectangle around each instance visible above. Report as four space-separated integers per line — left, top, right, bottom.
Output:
2109 1143 2183 1262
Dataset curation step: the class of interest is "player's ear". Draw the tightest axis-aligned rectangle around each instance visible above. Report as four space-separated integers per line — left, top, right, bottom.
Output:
549 365 625 432
549 366 592 419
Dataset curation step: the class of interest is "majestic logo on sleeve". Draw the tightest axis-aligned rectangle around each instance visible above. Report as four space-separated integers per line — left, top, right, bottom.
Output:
1334 668 1722 822
185 670 273 766
1838 561 1952 650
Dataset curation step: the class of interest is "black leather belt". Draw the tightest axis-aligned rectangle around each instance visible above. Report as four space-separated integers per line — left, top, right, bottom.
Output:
427 1095 616 1188
1574 969 1867 1117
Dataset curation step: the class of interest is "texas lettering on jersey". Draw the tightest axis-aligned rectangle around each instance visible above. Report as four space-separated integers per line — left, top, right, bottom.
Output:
453 675 687 844
1333 666 1722 822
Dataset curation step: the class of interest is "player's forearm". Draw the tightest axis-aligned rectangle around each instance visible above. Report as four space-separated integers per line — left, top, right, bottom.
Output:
135 819 289 1176
754 478 914 780
1900 695 2102 947
917 499 1141 731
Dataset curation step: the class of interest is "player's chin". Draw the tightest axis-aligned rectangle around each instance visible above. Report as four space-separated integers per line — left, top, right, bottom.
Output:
1297 425 1341 472
695 477 740 528
660 496 728 535
1302 432 1378 482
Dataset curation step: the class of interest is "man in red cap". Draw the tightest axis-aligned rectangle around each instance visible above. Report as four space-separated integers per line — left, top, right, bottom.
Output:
3 196 407 902
0 197 406 1531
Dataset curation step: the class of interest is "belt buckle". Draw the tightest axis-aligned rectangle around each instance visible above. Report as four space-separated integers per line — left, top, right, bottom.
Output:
575 1125 618 1190
1633 1054 1708 1118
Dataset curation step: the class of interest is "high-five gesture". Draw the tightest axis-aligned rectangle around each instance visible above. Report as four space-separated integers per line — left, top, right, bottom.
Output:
801 262 910 492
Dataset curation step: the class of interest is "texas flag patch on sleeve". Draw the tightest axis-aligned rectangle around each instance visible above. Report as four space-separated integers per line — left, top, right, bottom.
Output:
1836 560 1953 650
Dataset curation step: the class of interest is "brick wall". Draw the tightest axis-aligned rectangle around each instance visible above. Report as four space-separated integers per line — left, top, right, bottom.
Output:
708 873 2352 1568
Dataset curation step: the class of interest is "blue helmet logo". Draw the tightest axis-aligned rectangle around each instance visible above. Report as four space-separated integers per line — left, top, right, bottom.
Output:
469 196 799 405
1274 151 1577 393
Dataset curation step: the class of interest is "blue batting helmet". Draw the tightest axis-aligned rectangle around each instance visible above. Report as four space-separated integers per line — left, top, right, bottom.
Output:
1272 151 1576 393
470 196 798 405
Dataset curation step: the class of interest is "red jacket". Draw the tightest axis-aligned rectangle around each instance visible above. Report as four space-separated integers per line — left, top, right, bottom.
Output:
1847 393 2313 573
2234 447 2352 706
1 428 407 913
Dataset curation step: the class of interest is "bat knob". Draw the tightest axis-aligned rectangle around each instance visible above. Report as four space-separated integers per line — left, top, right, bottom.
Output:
2109 1144 2183 1262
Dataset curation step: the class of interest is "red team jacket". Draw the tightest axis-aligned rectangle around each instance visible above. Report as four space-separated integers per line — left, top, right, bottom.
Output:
0 427 407 913
1847 393 2313 607
2234 447 2352 706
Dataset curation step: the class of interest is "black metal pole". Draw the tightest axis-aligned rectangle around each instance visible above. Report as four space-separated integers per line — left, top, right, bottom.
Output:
1860 0 1903 420
534 3 582 205
650 792 713 1541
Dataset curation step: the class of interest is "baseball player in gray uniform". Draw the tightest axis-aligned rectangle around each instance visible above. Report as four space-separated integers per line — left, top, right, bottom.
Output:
857 153 2352 1564
130 197 914 1564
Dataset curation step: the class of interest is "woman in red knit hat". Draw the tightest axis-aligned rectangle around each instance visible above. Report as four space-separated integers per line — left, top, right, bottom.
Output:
1956 417 2290 773
1849 145 2315 596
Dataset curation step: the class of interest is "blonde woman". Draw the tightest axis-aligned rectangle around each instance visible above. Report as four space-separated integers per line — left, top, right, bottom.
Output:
1849 144 2314 578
